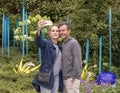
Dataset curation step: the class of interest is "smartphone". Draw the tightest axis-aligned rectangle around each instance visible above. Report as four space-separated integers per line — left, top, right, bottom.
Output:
43 20 53 27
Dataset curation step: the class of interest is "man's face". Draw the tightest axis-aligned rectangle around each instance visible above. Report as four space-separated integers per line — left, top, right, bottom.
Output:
49 26 59 39
59 25 70 40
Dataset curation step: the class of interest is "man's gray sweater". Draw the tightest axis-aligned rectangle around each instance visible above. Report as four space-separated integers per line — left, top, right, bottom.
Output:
62 37 82 80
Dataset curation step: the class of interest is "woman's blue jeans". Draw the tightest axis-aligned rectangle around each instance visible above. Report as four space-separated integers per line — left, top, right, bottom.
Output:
40 75 59 93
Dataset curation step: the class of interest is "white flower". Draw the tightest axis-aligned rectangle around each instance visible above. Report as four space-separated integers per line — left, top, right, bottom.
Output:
27 19 31 24
24 35 27 39
27 36 34 41
14 36 20 40
93 64 97 68
24 62 35 67
83 60 86 64
14 29 19 34
19 21 22 26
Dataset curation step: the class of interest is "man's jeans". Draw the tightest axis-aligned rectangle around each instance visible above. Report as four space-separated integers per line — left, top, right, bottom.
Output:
63 78 80 93
40 75 59 93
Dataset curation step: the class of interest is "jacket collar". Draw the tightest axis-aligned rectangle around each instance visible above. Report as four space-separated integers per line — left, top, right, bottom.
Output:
63 37 73 44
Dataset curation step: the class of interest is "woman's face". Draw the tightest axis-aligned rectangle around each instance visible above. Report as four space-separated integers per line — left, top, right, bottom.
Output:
49 25 59 40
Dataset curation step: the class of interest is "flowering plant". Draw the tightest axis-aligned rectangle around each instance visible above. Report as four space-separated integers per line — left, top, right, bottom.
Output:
13 58 40 75
14 14 51 42
13 14 51 51
81 60 97 81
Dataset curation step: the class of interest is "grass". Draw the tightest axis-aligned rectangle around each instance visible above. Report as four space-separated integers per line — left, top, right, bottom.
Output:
0 47 120 93
0 62 37 93
0 47 38 93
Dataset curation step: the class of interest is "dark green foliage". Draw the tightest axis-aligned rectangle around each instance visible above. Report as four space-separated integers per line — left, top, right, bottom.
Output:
0 47 120 93
0 47 39 93
0 1 120 92
109 66 120 78
67 0 120 67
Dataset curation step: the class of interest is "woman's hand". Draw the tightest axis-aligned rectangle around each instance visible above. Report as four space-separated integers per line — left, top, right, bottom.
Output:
38 20 47 31
37 20 47 36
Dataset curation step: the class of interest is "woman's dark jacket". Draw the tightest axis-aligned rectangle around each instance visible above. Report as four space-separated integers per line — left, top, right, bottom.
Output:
32 33 63 92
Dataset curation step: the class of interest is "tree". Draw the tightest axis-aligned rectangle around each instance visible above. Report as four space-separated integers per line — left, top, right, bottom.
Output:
0 0 120 67
69 0 120 67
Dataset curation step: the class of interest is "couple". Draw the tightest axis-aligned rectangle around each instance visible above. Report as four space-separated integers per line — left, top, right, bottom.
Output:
32 20 82 93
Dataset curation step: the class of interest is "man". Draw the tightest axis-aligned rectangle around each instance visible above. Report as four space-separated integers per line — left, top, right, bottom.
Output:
58 22 82 93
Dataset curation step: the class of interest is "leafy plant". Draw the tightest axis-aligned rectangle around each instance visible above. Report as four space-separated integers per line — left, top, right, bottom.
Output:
81 61 97 81
13 58 40 75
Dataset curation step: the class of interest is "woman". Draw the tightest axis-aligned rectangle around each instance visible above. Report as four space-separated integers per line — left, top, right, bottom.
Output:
32 20 63 93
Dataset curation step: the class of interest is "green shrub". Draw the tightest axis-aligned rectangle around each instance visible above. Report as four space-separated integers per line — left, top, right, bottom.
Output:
0 47 120 93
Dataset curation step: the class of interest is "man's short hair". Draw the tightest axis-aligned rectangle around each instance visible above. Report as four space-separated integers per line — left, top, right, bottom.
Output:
58 21 71 30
